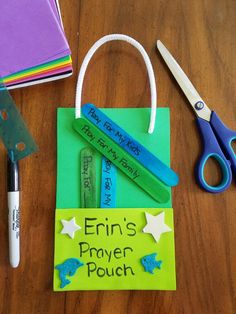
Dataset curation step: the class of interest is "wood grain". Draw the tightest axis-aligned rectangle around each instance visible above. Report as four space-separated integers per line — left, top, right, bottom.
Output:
0 0 236 313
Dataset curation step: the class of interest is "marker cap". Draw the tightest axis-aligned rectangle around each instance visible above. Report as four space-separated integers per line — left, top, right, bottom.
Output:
7 157 19 191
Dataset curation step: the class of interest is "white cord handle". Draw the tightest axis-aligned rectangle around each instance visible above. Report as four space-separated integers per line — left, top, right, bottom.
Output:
75 34 157 134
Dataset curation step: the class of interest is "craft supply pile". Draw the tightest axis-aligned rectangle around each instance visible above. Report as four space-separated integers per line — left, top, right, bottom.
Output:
0 0 72 89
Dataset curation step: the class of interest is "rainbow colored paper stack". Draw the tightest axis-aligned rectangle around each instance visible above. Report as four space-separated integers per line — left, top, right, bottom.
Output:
0 0 72 89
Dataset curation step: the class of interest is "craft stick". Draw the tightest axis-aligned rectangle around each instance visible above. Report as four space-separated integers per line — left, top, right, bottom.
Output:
82 103 179 187
80 147 97 208
73 118 170 204
100 157 116 208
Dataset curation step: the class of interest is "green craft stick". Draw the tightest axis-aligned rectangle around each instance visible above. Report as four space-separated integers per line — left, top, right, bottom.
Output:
73 118 170 204
80 147 97 208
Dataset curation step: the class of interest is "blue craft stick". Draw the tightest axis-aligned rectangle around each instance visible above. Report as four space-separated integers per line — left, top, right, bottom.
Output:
82 103 179 187
100 157 116 208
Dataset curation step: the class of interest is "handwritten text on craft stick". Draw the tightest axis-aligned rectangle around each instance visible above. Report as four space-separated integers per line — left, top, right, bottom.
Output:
73 118 170 203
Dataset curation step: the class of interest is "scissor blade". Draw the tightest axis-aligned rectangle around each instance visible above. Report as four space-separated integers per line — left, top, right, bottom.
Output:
157 40 211 121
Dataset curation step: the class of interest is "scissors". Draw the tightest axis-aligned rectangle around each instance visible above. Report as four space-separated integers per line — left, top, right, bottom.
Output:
157 40 236 193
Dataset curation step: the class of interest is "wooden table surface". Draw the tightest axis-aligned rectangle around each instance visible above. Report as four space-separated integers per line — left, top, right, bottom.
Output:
0 0 236 313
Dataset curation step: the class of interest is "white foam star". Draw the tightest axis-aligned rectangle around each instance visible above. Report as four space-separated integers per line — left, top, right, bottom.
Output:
143 211 172 242
60 217 81 239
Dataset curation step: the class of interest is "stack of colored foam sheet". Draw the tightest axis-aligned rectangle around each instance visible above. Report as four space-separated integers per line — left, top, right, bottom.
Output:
0 0 72 90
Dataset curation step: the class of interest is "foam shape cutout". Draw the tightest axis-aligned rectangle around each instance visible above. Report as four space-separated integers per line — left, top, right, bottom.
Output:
143 211 172 242
60 217 81 239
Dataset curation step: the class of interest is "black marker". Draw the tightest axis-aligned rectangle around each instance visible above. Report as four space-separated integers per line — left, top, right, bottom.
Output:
7 156 20 268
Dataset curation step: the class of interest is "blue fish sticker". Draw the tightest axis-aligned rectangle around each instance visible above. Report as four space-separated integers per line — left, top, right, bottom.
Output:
141 253 162 274
55 258 84 288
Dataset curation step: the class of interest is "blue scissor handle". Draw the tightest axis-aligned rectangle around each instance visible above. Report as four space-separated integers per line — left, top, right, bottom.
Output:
210 111 236 177
196 116 232 193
